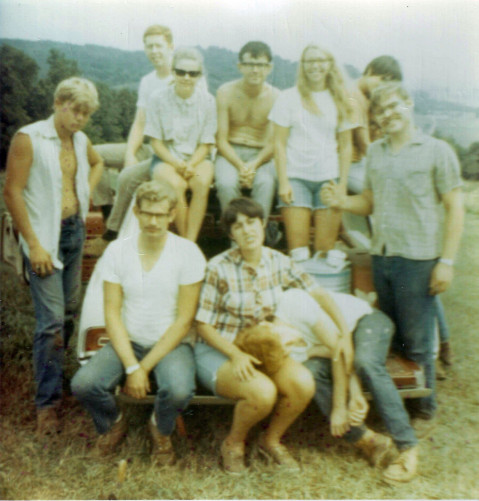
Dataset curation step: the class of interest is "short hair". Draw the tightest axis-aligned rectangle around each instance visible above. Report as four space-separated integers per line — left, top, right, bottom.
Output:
221 197 264 235
143 24 173 45
239 41 272 62
364 55 402 81
370 82 412 113
171 47 204 74
54 77 99 112
135 180 178 210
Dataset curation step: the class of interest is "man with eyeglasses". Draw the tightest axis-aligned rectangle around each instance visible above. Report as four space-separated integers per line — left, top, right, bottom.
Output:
215 41 280 244
72 180 206 465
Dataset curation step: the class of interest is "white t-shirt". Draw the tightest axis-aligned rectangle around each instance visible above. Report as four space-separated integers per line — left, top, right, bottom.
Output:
136 71 174 109
101 232 206 347
275 288 372 363
269 86 353 182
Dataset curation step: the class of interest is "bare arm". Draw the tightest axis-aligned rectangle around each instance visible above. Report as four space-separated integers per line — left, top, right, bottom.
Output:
124 108 146 167
87 140 104 192
429 187 464 295
330 351 350 437
321 181 374 216
3 133 54 275
196 322 261 382
273 123 293 205
337 129 353 190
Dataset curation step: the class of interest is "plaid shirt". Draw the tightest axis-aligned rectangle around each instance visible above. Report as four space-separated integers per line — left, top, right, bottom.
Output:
365 130 462 260
195 247 317 343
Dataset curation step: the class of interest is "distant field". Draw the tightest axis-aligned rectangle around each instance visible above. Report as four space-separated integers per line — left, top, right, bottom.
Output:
416 114 479 147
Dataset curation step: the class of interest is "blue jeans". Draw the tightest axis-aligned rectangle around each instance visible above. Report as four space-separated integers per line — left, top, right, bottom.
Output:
372 255 437 418
215 145 277 220
304 310 417 449
71 342 196 436
436 296 450 343
24 214 85 409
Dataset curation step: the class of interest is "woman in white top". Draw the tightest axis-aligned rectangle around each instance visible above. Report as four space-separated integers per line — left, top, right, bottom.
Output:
269 44 353 261
145 47 217 242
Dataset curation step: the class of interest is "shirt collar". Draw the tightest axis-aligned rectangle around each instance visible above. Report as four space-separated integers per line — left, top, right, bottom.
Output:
381 128 428 150
170 85 198 108
41 115 61 140
227 246 268 268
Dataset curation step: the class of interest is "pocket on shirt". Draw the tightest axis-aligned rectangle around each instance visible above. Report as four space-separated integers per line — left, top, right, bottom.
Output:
222 291 257 318
401 170 432 199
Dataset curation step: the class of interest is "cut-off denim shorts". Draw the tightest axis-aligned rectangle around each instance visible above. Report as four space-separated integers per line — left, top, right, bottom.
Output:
278 177 339 210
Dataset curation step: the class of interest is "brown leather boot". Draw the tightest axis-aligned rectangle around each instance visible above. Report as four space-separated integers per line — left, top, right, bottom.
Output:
148 419 176 466
96 414 128 456
354 429 396 468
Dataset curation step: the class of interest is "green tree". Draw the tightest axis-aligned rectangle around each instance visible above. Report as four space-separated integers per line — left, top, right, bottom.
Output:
0 44 39 167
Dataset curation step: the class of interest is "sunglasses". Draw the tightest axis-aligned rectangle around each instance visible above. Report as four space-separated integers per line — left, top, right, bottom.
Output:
174 68 202 78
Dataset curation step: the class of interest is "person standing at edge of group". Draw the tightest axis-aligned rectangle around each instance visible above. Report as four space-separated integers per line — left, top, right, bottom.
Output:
321 82 464 444
269 43 353 262
3 77 103 438
147 47 216 242
71 180 206 465
214 41 280 246
85 24 174 257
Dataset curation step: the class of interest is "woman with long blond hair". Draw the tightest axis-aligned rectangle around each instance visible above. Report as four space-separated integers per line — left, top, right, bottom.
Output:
269 44 353 261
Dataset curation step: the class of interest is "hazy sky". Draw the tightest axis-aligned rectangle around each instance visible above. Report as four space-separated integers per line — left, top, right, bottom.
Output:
1 0 478 105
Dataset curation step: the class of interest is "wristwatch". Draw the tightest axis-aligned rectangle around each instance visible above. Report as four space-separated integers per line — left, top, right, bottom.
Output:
125 363 141 375
439 258 454 266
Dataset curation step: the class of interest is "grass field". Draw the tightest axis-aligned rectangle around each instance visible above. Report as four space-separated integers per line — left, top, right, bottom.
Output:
1 180 479 499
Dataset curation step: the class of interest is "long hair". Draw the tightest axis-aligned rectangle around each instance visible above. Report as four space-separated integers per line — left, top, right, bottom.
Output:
297 44 351 122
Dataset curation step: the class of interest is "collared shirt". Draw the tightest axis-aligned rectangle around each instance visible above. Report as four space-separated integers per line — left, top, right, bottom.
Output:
136 71 174 109
195 246 318 343
18 115 90 269
144 85 217 161
365 130 463 260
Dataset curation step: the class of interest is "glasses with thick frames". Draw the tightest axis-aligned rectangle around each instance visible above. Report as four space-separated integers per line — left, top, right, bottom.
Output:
302 58 331 65
138 210 171 220
239 62 271 69
174 68 202 78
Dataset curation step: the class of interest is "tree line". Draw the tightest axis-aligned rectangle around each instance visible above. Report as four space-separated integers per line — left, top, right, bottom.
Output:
1 43 478 179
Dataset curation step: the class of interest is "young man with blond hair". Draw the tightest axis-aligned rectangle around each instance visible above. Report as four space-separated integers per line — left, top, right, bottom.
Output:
3 77 103 437
322 82 464 482
86 24 175 255
72 180 206 465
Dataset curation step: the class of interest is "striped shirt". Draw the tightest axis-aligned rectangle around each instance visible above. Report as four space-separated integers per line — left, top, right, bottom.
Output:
195 246 318 343
365 130 463 259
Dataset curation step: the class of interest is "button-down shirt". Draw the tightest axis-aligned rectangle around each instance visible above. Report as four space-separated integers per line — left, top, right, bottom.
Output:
365 130 462 260
18 115 91 269
195 246 318 343
144 85 217 161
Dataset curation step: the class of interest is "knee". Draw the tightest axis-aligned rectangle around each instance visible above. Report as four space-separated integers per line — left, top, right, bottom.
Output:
284 367 316 404
244 377 277 413
70 369 94 400
157 379 195 404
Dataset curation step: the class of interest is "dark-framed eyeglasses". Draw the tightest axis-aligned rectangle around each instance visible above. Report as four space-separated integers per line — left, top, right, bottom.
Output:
239 62 271 69
174 68 202 78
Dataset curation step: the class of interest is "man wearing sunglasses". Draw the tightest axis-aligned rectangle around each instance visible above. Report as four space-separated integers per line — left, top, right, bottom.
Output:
215 42 280 244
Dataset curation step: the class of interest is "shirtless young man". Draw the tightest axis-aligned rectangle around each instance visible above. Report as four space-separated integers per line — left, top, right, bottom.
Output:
86 25 174 256
215 41 279 233
3 77 103 437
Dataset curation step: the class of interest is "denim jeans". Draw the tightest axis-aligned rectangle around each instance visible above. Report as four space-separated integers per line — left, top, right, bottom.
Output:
71 342 196 436
215 145 277 220
304 309 417 449
24 214 85 409
372 255 437 418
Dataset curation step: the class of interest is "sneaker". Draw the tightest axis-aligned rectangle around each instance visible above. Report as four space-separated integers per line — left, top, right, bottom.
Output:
439 342 453 366
83 237 109 258
148 420 176 466
383 446 418 483
96 414 128 456
257 437 300 472
354 429 396 468
36 407 60 437
220 439 246 476
411 416 436 439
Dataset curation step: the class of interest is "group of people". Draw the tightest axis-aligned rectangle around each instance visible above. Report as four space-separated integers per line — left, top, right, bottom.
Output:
3 22 464 486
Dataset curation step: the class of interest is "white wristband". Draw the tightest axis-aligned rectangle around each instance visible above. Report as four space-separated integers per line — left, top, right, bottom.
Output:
439 258 454 266
125 363 141 375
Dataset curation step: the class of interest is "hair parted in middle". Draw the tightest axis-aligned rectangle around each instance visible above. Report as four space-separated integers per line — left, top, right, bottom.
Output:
135 180 178 210
297 44 352 123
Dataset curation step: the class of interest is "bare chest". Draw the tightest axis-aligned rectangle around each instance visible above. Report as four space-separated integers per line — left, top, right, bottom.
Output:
230 95 272 129
59 141 78 181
